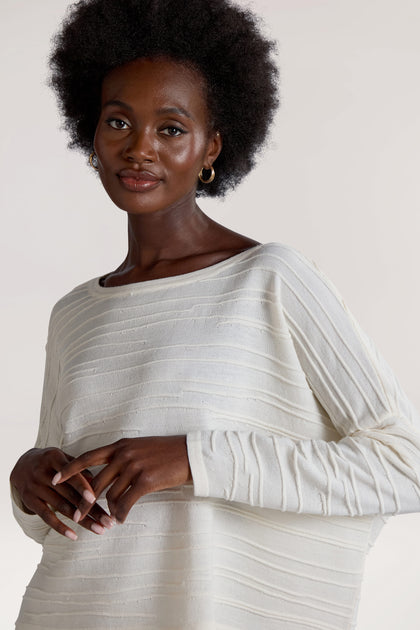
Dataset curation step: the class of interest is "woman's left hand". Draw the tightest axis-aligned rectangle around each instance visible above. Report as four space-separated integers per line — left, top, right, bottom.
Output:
52 436 192 525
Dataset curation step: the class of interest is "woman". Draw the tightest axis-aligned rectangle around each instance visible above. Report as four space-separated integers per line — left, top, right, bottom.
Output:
10 0 420 628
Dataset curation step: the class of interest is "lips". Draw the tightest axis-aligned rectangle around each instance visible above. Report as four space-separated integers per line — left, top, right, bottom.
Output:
118 169 161 192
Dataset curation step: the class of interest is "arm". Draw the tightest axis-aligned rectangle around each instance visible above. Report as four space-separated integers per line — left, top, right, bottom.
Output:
187 250 420 515
10 315 112 542
10 321 62 543
55 249 420 520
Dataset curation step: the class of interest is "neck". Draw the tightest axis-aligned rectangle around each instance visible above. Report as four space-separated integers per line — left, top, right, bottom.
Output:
122 192 213 270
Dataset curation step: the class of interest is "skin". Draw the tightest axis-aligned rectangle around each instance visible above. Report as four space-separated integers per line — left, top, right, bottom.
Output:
10 57 259 537
11 448 115 538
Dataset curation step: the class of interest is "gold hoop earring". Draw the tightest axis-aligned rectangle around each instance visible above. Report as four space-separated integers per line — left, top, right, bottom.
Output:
89 152 99 171
198 166 215 184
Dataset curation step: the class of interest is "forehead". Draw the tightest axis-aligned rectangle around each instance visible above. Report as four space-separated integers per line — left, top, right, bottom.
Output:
101 57 208 113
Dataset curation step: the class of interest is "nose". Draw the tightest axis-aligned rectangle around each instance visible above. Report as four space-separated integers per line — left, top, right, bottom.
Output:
122 128 156 163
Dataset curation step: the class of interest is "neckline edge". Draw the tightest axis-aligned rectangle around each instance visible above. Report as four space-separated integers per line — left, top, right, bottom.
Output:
88 242 274 295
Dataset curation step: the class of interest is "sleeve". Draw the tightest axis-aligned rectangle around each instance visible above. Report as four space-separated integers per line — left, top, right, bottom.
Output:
11 313 62 544
187 249 420 516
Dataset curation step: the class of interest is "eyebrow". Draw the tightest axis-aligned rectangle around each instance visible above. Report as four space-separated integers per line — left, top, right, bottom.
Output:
103 100 194 120
156 106 194 121
103 99 133 111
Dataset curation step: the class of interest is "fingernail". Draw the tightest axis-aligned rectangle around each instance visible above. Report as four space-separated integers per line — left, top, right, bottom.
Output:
73 509 81 523
65 529 78 541
100 515 116 529
52 472 61 486
91 523 105 535
83 490 96 504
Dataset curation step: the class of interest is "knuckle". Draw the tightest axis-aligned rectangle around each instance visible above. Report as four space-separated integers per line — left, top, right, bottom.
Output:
43 447 58 456
74 452 91 468
55 500 70 516
72 457 86 469
120 449 134 463
39 506 53 521
115 438 131 453
140 470 155 489
45 447 65 464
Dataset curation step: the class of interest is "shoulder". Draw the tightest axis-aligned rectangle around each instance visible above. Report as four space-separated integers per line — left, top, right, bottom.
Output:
241 241 316 268
244 242 345 306
47 276 100 336
244 242 321 280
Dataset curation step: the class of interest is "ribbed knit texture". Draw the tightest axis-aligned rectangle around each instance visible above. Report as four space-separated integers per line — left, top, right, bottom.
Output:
13 243 420 629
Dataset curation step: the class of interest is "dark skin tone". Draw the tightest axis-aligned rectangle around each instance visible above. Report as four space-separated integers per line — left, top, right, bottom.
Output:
10 57 259 538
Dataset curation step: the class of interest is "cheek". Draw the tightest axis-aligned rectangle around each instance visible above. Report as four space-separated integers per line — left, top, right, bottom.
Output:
169 136 209 172
93 137 117 193
94 132 113 165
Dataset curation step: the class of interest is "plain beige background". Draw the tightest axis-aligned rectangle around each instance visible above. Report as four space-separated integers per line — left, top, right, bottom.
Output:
2 0 420 627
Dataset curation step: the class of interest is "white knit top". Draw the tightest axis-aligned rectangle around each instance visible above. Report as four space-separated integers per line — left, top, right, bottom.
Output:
13 242 420 630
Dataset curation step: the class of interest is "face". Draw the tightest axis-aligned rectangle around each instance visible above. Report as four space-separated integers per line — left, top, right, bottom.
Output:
93 57 222 215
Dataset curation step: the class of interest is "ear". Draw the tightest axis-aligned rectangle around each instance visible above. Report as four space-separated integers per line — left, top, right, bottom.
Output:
203 131 223 169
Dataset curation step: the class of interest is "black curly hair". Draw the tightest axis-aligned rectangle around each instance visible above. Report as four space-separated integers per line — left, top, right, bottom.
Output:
49 0 279 197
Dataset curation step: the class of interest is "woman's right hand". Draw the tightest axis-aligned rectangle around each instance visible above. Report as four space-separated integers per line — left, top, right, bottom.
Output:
10 447 115 540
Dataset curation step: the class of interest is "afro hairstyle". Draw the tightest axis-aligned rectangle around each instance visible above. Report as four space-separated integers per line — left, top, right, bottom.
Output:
49 0 279 197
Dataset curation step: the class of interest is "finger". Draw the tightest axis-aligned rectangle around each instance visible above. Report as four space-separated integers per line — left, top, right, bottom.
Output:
71 460 121 522
52 460 100 516
71 488 116 529
106 472 137 521
54 481 114 529
54 478 89 506
88 503 116 530
52 445 115 485
62 452 75 461
109 479 148 524
61 472 97 515
77 514 107 535
41 487 107 536
29 495 78 540
53 487 112 533
33 466 99 523
89 461 123 499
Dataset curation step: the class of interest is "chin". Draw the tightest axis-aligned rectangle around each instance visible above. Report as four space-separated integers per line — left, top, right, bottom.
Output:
105 185 197 216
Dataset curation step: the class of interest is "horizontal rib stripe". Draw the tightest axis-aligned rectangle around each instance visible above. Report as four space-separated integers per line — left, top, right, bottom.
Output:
13 242 420 629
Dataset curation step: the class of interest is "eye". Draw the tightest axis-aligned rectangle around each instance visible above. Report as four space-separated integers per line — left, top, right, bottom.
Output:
161 126 185 137
105 118 130 130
